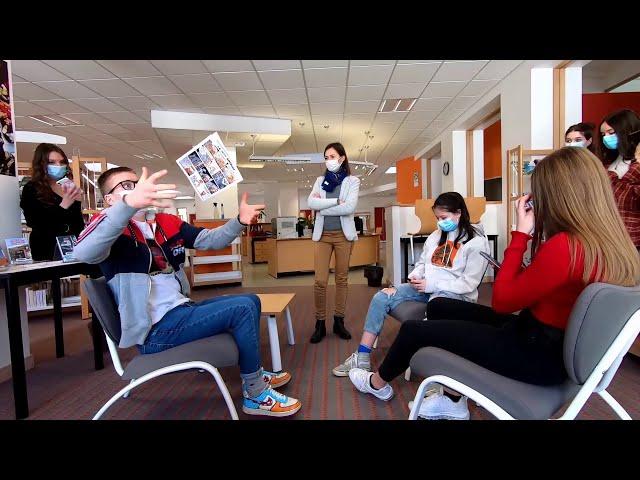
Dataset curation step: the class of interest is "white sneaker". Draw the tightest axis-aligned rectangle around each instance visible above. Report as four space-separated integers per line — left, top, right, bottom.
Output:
348 368 394 401
408 391 470 420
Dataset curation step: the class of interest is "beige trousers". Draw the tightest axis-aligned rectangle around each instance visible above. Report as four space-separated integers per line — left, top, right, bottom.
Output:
314 231 354 321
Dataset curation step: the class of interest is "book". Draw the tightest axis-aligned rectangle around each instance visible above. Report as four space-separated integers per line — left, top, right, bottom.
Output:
5 237 32 264
175 132 243 201
55 235 78 262
0 247 8 268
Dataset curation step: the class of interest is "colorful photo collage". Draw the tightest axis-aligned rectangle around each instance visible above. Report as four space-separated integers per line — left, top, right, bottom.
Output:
175 132 243 201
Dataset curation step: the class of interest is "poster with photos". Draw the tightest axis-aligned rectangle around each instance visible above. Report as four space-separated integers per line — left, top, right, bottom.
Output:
175 132 243 201
0 60 16 177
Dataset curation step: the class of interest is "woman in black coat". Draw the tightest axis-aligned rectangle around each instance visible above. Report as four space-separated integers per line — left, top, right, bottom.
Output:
20 143 85 261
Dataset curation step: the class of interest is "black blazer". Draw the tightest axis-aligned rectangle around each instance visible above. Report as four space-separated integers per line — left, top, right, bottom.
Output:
20 181 85 261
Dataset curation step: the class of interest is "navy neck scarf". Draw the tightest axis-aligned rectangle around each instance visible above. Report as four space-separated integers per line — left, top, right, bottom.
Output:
321 168 348 193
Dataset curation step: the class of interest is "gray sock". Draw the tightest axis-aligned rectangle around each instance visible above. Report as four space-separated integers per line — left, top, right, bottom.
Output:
241 367 267 398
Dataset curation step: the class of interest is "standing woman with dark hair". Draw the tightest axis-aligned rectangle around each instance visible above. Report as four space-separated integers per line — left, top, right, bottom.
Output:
20 143 84 260
597 109 640 250
307 142 360 343
565 122 596 154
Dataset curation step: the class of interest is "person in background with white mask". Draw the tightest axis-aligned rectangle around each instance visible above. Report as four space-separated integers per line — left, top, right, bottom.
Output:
565 122 596 154
74 166 302 418
20 143 85 260
597 109 640 251
332 192 489 378
307 142 360 343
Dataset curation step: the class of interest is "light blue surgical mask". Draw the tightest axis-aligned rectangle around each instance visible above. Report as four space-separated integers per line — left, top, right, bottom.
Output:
437 218 458 232
565 140 586 148
603 133 619 150
47 164 67 180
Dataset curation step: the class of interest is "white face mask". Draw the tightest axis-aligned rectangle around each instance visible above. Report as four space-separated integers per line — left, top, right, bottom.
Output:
326 158 342 172
105 190 129 207
566 140 586 148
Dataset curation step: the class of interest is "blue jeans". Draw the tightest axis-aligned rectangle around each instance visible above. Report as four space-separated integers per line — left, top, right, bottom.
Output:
363 284 466 335
139 294 262 375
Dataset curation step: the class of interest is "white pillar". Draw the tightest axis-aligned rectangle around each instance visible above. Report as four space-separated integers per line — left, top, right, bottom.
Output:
451 130 467 196
472 130 484 197
0 59 31 376
530 68 555 150
564 67 583 132
420 157 428 199
277 182 299 217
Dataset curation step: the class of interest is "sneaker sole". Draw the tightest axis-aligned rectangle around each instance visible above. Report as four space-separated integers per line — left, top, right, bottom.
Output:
420 413 470 420
333 367 371 377
242 403 302 418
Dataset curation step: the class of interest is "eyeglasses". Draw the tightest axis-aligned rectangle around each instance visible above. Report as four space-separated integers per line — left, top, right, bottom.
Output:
106 180 137 195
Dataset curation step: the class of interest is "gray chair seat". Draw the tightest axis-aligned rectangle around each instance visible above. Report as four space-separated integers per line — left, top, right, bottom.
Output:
123 334 239 380
410 347 580 420
389 301 428 323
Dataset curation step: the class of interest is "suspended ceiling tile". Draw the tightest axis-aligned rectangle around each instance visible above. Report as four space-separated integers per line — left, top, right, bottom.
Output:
258 69 305 90
304 67 348 88
150 60 208 75
10 60 70 81
122 77 181 96
43 60 115 80
97 60 161 77
214 71 263 91
167 74 222 94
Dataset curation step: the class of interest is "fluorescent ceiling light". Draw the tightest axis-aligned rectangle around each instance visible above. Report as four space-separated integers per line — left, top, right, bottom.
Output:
385 166 397 174
378 98 417 113
175 196 195 200
15 131 67 144
249 154 311 163
237 162 265 169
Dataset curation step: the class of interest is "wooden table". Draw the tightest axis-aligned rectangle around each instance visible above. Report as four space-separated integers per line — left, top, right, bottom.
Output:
266 234 380 278
257 293 295 373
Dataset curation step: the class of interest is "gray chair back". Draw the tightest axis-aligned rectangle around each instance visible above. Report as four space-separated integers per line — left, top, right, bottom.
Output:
82 277 122 344
564 282 640 385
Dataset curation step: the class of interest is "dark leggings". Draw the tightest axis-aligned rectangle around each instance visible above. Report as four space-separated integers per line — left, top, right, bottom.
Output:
378 298 567 386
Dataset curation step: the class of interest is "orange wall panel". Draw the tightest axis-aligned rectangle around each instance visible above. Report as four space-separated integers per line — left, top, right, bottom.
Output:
483 120 501 180
396 156 422 204
582 92 640 130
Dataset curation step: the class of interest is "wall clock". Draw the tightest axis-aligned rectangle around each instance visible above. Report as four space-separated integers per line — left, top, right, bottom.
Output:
442 161 450 176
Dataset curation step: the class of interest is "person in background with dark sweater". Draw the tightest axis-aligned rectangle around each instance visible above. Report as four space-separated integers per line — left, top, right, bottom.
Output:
597 109 640 252
20 143 85 260
349 146 640 420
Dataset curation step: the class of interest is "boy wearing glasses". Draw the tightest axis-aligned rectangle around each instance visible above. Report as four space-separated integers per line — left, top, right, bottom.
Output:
74 166 301 417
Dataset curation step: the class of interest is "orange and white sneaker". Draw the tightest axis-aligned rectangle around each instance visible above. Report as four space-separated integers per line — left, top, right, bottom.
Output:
242 387 302 417
263 370 292 389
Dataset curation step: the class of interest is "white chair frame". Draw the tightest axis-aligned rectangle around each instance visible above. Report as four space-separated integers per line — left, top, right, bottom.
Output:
408 309 640 420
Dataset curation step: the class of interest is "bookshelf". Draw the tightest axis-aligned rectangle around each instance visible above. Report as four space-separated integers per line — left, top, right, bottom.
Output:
25 275 83 313
188 219 243 287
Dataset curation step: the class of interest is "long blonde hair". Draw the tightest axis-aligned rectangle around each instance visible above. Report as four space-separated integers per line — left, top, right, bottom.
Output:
531 146 640 286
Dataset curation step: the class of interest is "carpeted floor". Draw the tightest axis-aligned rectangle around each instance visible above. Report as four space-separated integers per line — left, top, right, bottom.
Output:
1 283 639 420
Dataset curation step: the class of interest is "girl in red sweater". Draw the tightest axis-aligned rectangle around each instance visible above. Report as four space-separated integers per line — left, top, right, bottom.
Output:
348 147 640 419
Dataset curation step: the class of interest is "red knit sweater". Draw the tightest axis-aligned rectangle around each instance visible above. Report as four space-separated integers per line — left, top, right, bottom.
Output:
492 231 592 330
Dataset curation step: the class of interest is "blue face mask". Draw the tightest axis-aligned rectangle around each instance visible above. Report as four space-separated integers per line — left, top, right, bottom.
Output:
437 218 458 232
47 164 67 180
603 134 619 150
